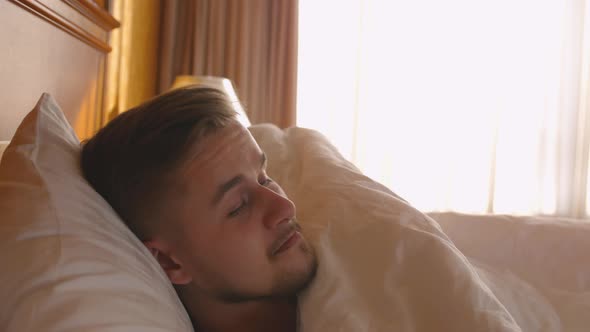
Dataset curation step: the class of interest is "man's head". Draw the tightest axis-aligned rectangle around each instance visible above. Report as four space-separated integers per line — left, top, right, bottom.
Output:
81 87 317 302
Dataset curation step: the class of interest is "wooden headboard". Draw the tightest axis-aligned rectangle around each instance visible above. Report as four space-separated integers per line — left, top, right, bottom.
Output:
0 0 119 141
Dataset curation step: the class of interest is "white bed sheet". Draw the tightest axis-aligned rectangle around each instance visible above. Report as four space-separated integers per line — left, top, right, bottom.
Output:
250 124 590 332
429 212 590 332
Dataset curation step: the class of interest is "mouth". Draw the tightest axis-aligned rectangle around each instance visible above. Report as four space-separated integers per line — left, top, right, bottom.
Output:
271 224 302 256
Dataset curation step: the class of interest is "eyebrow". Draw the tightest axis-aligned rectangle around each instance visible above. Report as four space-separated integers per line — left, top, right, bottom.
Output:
211 152 267 206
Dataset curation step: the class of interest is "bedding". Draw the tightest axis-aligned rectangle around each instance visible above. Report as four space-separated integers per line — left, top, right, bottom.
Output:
429 212 590 332
250 124 590 332
0 94 192 331
2 93 588 331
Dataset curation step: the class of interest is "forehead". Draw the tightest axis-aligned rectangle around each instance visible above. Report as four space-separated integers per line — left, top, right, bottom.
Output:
182 122 262 177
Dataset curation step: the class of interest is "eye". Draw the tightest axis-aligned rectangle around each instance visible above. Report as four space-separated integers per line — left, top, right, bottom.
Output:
228 199 246 218
228 193 248 218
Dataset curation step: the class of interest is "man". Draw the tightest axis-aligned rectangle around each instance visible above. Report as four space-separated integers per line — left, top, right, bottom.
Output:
81 87 318 332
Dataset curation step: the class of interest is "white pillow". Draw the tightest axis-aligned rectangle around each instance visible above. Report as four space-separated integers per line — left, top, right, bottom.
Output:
249 124 523 331
0 94 193 331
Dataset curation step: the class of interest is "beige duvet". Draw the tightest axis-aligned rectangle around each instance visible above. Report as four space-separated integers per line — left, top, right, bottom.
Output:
250 124 590 332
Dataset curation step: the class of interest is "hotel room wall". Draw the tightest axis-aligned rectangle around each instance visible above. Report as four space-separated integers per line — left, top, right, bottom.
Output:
0 0 110 140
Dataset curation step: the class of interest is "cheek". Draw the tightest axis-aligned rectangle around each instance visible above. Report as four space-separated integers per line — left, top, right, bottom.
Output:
187 224 269 269
223 226 268 259
191 230 273 288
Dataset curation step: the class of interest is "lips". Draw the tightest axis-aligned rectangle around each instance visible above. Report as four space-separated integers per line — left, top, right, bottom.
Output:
275 231 301 255
271 223 302 256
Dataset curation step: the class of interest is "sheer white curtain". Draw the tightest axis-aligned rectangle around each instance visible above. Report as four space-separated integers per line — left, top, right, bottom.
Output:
297 0 590 217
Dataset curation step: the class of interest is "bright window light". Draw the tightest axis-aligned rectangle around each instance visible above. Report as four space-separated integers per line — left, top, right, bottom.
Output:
297 0 577 215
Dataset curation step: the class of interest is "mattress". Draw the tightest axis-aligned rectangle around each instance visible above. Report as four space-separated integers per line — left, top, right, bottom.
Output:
429 212 590 331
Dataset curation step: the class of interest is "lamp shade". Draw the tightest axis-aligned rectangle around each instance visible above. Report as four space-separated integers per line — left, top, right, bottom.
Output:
170 75 251 127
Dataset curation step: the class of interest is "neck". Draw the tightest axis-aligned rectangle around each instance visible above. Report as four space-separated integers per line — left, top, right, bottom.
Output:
177 285 298 332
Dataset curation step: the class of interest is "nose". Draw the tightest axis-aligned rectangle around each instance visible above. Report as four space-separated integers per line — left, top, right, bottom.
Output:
259 186 296 229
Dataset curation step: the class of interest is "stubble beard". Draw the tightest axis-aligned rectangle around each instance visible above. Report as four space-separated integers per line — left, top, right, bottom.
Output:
216 240 318 304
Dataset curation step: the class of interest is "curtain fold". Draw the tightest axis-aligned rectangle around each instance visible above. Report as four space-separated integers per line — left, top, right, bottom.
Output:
104 0 161 122
158 0 298 128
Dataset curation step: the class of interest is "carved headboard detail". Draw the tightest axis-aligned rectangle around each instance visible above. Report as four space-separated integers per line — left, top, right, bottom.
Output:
1 0 119 140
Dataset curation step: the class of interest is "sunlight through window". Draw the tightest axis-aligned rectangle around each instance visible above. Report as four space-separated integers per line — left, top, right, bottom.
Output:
297 0 587 215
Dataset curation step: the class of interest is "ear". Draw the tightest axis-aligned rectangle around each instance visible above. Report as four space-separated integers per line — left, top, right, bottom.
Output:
143 240 192 285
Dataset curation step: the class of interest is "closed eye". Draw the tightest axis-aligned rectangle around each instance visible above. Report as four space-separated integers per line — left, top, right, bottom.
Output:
228 199 246 217
228 176 273 218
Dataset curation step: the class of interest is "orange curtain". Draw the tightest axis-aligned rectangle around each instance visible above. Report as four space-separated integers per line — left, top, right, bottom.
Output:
158 0 299 128
105 0 161 122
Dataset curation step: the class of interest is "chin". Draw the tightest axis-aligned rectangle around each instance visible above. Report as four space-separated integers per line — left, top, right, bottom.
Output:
271 242 318 296
215 243 318 303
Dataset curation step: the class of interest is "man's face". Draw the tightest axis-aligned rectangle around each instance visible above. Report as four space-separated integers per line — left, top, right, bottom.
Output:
161 122 317 301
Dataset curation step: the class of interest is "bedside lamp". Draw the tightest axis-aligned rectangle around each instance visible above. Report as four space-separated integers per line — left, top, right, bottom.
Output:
170 75 251 127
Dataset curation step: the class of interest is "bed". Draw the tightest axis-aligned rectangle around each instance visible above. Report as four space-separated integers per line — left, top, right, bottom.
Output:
1 2 590 332
250 126 590 331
